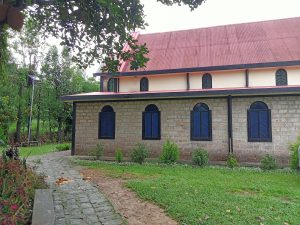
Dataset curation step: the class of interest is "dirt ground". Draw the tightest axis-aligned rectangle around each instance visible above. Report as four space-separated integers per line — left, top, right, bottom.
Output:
81 169 178 225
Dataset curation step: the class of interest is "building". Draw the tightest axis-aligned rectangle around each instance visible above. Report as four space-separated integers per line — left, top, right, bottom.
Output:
62 17 300 166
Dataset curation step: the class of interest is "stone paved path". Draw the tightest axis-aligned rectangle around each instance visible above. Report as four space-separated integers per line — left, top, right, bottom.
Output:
28 151 125 225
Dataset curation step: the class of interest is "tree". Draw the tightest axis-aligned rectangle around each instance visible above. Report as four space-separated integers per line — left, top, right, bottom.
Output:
40 45 97 142
0 0 206 73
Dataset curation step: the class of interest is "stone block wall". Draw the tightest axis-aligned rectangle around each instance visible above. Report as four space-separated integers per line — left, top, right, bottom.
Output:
75 98 228 162
232 96 300 165
74 96 300 165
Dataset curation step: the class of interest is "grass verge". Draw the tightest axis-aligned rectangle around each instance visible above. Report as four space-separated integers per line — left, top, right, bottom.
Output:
73 160 300 225
0 143 71 158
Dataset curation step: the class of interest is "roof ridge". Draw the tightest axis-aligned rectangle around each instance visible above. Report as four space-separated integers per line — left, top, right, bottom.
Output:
139 17 300 36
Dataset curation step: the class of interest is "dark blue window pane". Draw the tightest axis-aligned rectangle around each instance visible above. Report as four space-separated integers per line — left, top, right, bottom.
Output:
145 112 152 138
259 111 269 139
192 112 201 138
249 111 259 139
152 112 159 138
101 112 114 137
201 111 209 138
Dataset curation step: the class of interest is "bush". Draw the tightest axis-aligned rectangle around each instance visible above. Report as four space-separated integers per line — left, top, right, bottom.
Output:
0 152 47 224
131 143 149 164
260 154 277 170
160 139 180 163
227 154 238 168
5 145 20 160
0 127 6 146
115 148 123 163
192 148 209 167
55 143 71 151
93 143 104 160
289 137 300 170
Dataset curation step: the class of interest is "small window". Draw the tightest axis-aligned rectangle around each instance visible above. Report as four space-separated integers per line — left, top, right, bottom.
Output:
191 103 212 141
140 77 149 91
142 104 160 140
202 73 212 89
107 78 118 92
247 101 272 142
99 105 115 139
276 69 288 86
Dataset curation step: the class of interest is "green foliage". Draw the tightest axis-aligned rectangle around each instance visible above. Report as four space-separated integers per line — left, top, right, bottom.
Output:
260 154 277 170
0 127 7 145
131 143 149 164
55 143 71 151
91 143 104 160
192 148 208 167
2 0 204 71
0 153 47 224
226 154 239 168
0 24 9 80
74 160 300 225
289 137 300 170
160 139 179 163
115 148 124 163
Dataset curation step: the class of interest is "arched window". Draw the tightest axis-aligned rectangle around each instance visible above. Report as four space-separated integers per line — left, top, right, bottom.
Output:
107 78 118 92
276 69 288 86
98 105 115 139
202 73 212 89
191 103 212 141
247 101 272 142
142 104 160 140
140 77 149 91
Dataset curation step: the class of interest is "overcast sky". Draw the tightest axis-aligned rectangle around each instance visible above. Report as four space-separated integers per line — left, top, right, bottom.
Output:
141 0 300 33
87 0 300 75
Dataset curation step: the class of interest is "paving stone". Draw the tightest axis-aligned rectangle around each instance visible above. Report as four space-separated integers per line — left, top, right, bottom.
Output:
28 151 125 225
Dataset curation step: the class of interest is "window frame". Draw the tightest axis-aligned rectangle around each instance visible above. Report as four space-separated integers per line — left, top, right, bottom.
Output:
142 104 161 140
107 78 118 92
202 73 212 89
98 105 116 139
140 77 149 91
190 103 212 141
247 101 272 142
275 69 288 86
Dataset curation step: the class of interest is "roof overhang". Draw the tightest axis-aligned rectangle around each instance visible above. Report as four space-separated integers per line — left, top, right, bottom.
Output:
94 60 300 77
61 86 300 102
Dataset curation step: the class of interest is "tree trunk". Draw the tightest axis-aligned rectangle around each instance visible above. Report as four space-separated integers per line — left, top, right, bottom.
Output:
15 84 23 143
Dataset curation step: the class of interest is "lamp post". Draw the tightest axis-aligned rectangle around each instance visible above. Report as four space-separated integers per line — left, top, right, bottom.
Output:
28 75 40 145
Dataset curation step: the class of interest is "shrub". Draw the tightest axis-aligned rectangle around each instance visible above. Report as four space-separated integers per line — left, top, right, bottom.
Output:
5 145 19 160
115 148 123 163
289 137 300 170
94 143 104 160
0 127 6 146
160 139 180 163
131 143 149 164
260 154 277 170
192 148 209 167
0 153 47 224
227 154 238 168
55 143 71 151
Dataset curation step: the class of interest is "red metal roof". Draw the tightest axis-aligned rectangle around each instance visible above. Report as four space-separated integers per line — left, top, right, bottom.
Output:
120 17 300 73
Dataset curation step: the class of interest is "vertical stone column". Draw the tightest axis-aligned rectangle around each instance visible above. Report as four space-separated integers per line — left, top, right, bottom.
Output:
100 75 110 92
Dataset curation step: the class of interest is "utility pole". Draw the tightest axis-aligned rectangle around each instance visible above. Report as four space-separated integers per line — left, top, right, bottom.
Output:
27 75 40 145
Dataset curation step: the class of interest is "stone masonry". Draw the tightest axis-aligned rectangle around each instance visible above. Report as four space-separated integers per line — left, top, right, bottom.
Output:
74 96 300 165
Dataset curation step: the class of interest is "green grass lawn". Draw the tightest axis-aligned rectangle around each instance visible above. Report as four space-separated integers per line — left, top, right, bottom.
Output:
73 160 300 225
0 143 71 158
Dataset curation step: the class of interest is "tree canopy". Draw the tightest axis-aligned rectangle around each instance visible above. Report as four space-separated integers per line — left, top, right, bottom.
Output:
0 0 206 72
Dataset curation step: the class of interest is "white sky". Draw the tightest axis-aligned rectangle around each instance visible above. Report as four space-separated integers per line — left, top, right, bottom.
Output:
87 0 300 75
